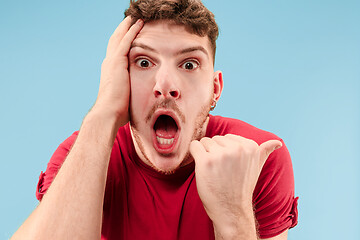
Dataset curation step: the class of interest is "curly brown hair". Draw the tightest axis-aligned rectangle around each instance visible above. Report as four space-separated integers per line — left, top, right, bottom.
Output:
124 0 219 63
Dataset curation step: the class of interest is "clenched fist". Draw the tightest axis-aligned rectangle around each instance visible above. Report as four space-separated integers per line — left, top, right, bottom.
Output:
190 134 282 238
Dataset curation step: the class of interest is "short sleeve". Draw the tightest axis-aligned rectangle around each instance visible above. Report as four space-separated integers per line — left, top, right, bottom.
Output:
253 140 299 238
36 132 79 201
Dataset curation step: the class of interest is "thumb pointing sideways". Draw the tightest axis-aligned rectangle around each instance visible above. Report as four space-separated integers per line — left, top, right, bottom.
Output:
259 140 282 169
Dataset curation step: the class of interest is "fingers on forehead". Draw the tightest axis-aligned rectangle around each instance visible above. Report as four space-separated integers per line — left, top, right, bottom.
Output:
115 19 144 56
108 17 133 46
114 16 132 36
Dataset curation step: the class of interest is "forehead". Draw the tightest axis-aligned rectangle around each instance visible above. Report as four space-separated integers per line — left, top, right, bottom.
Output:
132 20 212 58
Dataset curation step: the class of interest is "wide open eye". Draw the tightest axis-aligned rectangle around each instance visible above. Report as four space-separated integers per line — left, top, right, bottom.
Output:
136 58 153 68
181 60 199 70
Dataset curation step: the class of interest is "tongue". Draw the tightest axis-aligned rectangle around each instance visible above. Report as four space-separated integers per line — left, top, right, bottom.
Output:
154 115 178 138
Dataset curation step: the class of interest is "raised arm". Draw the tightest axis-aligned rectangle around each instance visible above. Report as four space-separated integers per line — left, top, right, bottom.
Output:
11 17 144 240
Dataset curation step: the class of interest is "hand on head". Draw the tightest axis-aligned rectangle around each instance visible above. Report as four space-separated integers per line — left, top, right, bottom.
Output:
92 17 144 127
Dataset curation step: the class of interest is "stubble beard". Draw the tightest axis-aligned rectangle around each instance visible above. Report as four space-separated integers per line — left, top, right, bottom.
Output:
130 97 213 175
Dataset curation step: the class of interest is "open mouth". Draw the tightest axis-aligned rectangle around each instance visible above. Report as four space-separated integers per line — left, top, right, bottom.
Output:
152 114 180 154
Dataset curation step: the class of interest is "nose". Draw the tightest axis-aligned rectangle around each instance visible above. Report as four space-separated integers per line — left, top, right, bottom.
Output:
153 65 180 99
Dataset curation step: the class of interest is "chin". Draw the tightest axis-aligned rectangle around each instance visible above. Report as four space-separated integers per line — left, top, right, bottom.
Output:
150 162 180 175
149 153 187 175
130 97 211 175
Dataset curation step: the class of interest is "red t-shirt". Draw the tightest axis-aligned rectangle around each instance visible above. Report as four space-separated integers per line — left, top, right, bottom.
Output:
36 115 298 239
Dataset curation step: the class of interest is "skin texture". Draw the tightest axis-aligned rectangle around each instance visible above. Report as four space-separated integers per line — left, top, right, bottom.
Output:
128 21 222 174
11 17 289 240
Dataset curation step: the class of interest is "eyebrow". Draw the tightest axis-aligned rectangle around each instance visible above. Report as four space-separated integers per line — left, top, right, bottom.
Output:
177 46 209 58
130 42 209 58
130 42 158 53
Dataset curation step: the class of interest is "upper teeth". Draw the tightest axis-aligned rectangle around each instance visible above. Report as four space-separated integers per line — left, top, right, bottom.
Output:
157 136 174 145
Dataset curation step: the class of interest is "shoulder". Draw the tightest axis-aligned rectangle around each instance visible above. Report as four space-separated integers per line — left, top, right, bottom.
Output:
206 115 281 145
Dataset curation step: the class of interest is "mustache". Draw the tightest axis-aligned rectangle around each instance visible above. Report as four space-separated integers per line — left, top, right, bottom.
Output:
145 98 186 124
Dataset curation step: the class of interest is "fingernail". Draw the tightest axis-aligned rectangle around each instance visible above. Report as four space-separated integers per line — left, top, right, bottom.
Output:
274 143 282 151
136 19 144 26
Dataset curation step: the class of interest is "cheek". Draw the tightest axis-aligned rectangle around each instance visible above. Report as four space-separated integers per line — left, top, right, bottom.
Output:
187 78 213 101
130 71 154 108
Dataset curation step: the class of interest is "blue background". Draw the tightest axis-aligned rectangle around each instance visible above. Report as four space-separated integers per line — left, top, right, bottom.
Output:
1 0 359 239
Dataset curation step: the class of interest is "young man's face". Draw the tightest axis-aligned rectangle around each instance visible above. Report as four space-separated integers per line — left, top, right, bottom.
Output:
128 20 223 174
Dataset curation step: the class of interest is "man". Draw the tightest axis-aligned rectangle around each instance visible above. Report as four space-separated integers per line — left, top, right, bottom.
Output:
12 0 298 239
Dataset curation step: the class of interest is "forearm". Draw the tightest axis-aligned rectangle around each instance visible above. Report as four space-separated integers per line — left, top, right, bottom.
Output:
12 110 119 240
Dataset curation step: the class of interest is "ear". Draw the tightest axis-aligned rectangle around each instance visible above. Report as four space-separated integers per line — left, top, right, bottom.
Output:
213 70 223 102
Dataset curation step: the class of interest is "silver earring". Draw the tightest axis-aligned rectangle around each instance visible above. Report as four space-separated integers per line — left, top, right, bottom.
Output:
210 100 217 111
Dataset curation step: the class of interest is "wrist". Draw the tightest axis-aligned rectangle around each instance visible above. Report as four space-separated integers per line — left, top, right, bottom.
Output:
81 108 122 141
89 103 129 129
212 203 257 240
